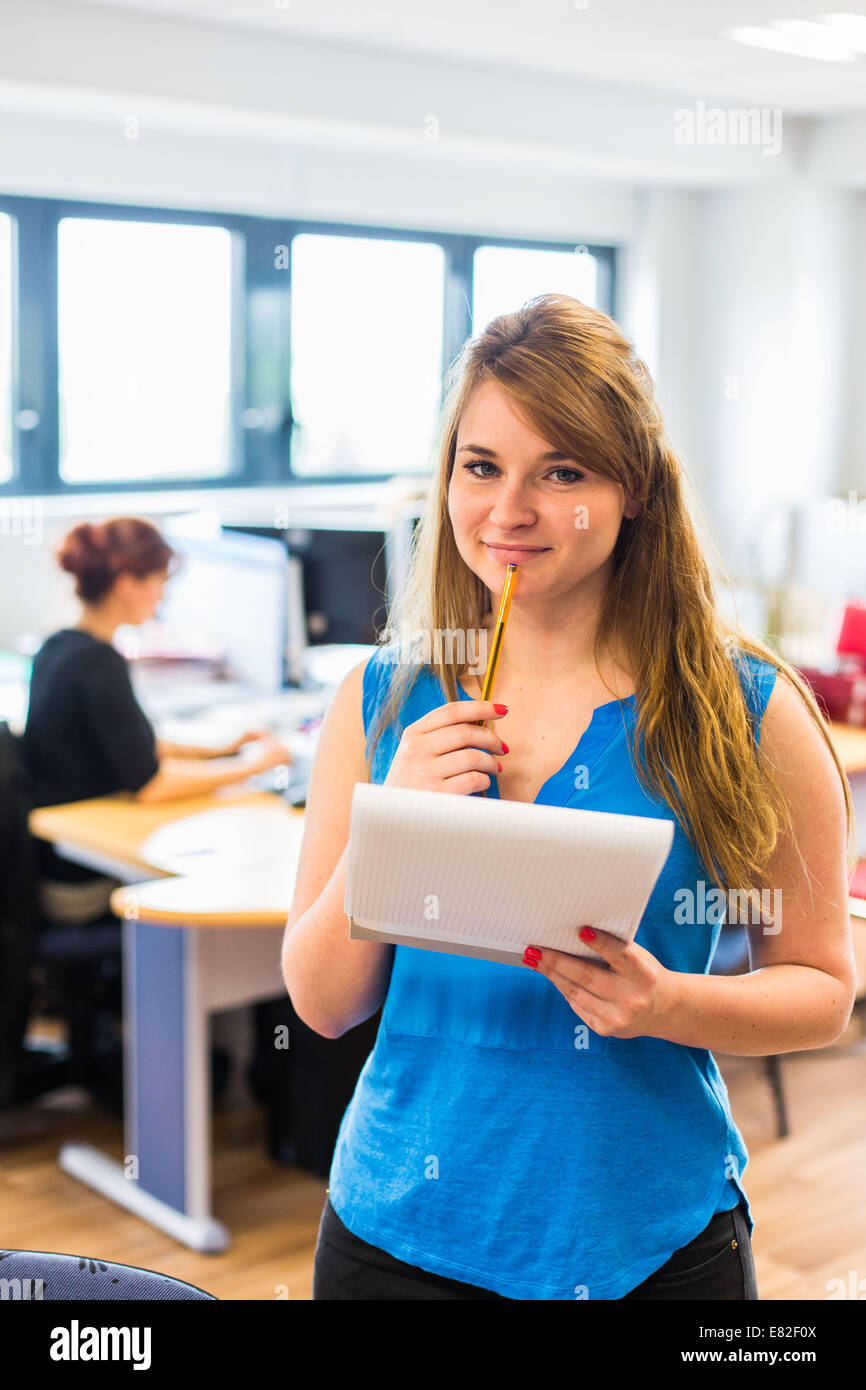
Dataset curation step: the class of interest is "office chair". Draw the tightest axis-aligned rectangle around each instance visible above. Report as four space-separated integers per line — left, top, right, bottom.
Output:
0 719 53 1110
0 1250 215 1299
29 915 125 1107
0 722 130 1109
1 722 233 1113
709 923 789 1139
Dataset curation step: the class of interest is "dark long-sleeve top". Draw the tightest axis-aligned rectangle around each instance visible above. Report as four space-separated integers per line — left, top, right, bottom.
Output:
22 628 159 882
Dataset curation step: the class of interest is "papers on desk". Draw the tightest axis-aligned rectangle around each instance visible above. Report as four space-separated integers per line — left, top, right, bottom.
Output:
345 783 675 966
139 803 306 876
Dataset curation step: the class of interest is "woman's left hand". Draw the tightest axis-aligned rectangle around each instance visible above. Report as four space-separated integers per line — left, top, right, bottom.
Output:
523 927 677 1040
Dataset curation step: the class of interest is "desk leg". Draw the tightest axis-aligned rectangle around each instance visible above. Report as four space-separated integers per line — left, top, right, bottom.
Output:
59 918 229 1253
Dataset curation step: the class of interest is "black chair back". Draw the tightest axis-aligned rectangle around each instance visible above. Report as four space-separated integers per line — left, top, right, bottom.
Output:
0 722 38 1108
0 1249 215 1299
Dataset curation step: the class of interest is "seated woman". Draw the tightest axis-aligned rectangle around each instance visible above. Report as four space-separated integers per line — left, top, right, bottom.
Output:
23 516 291 924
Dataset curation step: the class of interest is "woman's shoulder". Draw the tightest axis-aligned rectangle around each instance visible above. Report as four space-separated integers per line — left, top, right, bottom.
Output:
36 627 116 652
322 644 402 746
70 630 126 666
361 639 425 710
32 628 114 670
727 644 780 688
727 644 780 741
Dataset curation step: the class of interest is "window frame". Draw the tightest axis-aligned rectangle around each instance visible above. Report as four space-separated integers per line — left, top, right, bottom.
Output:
0 193 617 497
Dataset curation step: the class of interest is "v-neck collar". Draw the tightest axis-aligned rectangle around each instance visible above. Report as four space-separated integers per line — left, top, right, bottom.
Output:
450 676 636 809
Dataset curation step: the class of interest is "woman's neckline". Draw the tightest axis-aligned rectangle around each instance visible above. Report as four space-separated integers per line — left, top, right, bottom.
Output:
451 676 635 806
456 676 637 707
65 625 114 646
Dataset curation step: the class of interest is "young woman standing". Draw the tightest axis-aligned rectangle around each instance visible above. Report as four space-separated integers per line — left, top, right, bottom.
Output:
283 294 856 1300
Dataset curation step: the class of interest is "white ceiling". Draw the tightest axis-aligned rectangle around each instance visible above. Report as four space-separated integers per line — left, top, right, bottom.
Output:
68 0 866 114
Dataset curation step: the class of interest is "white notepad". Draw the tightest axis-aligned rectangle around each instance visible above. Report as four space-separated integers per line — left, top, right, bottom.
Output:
345 783 675 965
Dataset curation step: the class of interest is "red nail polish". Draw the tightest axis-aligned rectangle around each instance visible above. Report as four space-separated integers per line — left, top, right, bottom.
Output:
523 946 542 965
499 741 509 754
579 927 595 941
494 703 508 714
497 762 503 772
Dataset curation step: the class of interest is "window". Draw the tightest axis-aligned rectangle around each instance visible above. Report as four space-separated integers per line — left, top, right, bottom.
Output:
0 194 615 495
472 243 600 336
0 214 13 483
290 233 445 475
57 218 236 483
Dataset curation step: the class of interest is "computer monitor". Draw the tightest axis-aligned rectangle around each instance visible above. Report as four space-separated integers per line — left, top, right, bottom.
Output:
158 527 289 693
284 527 390 646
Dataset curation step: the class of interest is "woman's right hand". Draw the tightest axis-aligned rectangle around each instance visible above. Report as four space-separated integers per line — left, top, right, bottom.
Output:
383 700 509 795
247 734 294 773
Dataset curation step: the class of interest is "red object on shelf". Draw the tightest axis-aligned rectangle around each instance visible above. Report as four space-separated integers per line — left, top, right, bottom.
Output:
837 602 866 665
796 665 866 726
850 861 866 901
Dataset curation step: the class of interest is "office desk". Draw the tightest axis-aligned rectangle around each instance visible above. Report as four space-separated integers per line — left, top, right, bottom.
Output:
29 791 305 1254
111 865 294 927
829 722 866 856
29 789 297 879
829 721 866 774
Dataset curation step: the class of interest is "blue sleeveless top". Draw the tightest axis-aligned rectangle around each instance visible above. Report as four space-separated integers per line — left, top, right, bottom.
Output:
328 645 778 1299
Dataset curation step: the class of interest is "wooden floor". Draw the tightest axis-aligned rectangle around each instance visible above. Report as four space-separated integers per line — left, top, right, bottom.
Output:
1 1022 865 1300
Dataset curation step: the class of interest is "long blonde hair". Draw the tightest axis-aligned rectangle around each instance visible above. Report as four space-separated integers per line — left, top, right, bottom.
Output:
366 293 856 897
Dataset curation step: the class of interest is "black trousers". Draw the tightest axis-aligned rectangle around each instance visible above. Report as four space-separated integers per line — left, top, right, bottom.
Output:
312 1195 758 1300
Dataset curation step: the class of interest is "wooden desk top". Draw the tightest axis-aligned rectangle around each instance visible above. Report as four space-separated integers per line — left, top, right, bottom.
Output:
829 722 866 776
29 788 302 879
31 788 306 928
110 866 297 928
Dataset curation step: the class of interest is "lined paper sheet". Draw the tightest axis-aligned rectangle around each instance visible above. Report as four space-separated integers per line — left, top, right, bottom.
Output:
345 783 674 964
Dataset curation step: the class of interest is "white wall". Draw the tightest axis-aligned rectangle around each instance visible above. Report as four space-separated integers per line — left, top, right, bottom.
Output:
700 181 862 581
842 194 866 496
618 188 708 480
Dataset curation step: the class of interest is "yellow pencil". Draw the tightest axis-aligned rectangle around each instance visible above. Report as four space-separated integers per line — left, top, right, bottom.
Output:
475 563 518 729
